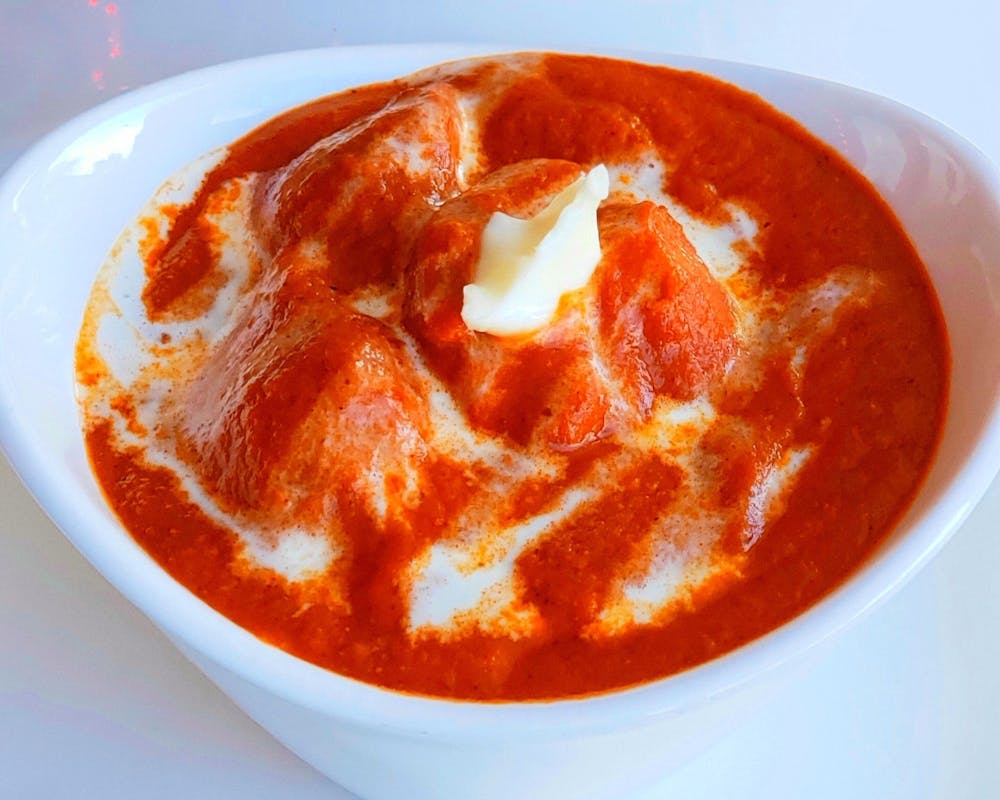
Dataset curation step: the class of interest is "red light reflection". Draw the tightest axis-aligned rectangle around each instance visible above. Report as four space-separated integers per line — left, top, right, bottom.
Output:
86 0 124 89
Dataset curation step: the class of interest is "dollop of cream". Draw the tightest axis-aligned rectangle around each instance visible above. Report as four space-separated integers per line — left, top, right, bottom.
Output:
461 164 609 336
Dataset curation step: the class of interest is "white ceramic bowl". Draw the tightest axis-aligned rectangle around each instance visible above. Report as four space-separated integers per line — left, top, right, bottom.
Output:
1 45 998 800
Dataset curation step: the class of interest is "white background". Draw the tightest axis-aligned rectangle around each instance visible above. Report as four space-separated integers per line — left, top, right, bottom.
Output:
1 2 998 798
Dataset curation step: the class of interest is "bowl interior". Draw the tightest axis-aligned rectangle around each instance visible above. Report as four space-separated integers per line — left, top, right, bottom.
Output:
1 45 998 735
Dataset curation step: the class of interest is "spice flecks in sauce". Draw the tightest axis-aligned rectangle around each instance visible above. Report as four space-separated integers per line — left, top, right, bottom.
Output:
75 53 948 700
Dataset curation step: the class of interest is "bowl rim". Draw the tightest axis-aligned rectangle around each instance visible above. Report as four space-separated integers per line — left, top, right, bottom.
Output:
1 43 999 740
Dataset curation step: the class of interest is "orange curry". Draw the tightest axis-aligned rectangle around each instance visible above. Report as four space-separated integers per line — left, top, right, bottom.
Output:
76 54 948 700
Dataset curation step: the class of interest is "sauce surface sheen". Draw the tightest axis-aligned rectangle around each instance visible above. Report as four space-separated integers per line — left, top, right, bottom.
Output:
76 53 948 700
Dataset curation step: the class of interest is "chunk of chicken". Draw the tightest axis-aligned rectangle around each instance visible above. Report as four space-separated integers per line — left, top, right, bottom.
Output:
175 264 430 529
252 83 466 291
405 159 738 450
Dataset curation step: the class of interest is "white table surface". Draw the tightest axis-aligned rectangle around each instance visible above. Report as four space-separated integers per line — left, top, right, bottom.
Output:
2 2 998 798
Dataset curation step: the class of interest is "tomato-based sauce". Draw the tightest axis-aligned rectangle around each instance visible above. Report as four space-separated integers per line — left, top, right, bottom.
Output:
75 54 948 700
